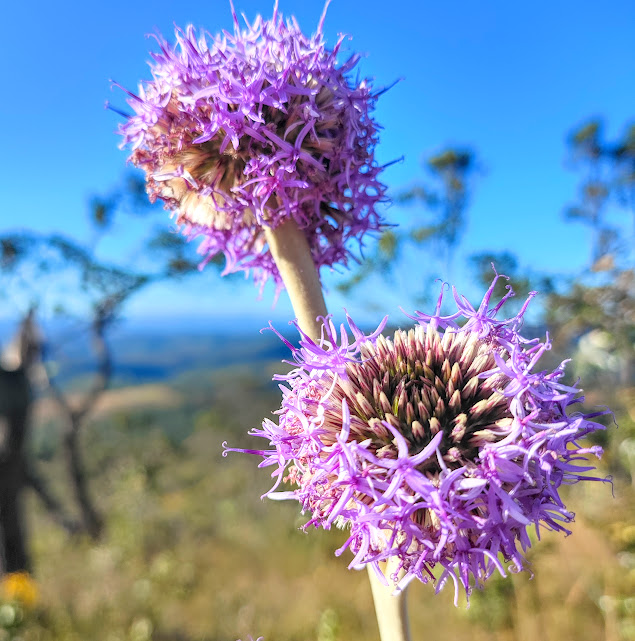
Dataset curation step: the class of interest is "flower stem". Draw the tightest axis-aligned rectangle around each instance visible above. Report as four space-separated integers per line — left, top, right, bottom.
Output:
264 219 328 339
265 218 411 641
368 564 411 641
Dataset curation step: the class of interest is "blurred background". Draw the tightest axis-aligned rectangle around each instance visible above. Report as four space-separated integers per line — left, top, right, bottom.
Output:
0 0 633 639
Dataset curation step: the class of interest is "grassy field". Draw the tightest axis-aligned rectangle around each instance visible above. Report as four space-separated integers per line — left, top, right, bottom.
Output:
3 361 634 641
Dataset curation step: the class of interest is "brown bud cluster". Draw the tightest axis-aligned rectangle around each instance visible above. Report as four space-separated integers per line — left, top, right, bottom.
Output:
132 86 341 232
316 325 513 476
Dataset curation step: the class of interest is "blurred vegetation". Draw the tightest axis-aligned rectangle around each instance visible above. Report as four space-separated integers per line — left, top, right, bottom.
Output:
548 119 635 389
0 172 228 587
337 146 479 302
0 357 632 641
0 118 633 640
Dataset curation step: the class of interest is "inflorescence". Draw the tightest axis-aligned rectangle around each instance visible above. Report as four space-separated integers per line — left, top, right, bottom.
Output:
115 2 386 294
224 273 609 602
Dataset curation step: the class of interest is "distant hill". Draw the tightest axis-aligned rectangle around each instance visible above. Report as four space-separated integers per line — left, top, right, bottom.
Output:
105 328 290 386
2 313 553 390
0 316 293 389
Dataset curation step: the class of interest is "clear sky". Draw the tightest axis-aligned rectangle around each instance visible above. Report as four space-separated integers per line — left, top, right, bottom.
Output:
1 0 633 326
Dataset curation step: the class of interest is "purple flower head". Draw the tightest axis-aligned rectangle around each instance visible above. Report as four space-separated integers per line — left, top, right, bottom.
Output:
224 275 610 603
115 2 386 294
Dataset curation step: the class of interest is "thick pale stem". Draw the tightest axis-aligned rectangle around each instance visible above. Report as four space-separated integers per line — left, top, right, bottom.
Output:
264 219 328 339
265 218 410 641
368 564 411 641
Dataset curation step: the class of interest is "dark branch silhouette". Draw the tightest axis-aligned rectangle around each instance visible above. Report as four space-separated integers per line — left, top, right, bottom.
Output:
0 171 221 564
0 311 39 572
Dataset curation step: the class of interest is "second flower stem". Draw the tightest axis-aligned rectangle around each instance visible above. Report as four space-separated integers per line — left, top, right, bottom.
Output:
266 216 411 641
368 564 411 641
264 219 327 338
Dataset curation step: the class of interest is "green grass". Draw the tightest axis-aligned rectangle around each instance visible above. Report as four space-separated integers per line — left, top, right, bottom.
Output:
6 370 635 641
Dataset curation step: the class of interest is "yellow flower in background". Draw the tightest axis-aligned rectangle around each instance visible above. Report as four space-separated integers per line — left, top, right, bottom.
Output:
1 572 38 608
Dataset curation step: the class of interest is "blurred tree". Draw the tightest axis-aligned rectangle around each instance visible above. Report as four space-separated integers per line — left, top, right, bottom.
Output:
548 120 635 386
468 251 555 307
337 146 479 301
399 147 476 257
0 172 218 568
0 312 39 573
546 273 634 385
563 119 634 268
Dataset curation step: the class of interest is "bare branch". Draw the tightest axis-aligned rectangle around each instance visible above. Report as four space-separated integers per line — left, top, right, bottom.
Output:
24 468 82 535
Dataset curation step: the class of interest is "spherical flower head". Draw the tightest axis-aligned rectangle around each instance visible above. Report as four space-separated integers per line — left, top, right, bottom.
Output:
115 2 386 294
224 272 610 602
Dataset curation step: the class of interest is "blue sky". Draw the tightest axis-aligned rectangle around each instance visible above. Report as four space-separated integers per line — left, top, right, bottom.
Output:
1 0 633 326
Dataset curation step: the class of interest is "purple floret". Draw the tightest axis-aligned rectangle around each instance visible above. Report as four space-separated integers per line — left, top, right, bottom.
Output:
115 2 386 294
224 272 610 602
